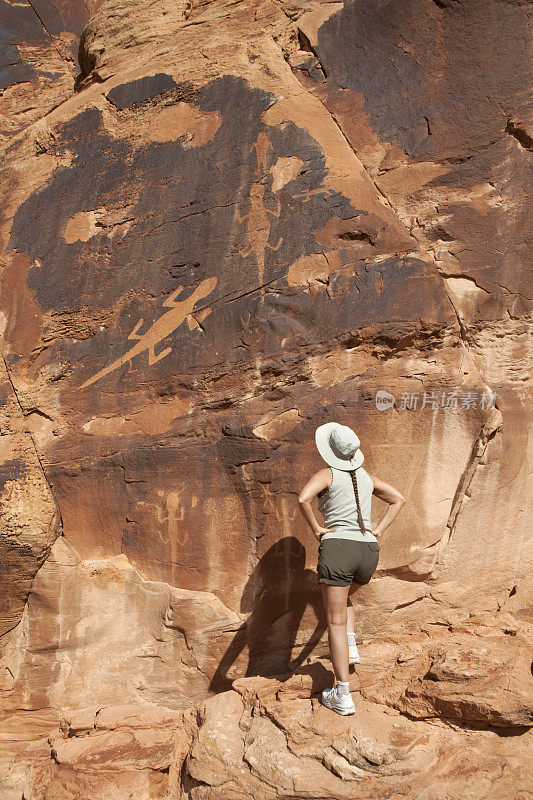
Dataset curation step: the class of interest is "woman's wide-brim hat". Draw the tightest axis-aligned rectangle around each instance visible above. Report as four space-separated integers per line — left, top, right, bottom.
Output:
315 422 364 471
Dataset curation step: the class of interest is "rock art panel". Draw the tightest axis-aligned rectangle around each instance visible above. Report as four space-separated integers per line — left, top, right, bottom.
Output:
0 0 531 795
1 60 465 626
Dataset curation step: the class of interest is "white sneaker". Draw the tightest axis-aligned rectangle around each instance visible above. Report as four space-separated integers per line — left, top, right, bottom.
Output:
321 686 355 715
348 635 361 664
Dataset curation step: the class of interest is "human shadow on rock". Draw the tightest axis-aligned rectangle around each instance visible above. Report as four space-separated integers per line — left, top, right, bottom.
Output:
209 536 328 692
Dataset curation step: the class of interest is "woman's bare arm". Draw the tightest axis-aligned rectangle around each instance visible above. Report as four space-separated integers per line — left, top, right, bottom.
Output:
367 474 406 538
298 468 336 540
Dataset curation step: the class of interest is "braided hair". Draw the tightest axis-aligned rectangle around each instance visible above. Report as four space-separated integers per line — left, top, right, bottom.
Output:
349 468 367 536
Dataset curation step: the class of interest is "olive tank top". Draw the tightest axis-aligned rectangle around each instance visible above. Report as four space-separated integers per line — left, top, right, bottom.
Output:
317 466 377 543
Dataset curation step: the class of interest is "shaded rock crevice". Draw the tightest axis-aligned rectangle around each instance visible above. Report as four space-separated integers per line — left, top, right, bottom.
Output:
26 0 77 70
1 355 64 537
428 409 502 581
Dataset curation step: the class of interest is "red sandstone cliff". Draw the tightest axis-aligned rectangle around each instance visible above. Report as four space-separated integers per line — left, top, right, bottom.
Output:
0 0 531 797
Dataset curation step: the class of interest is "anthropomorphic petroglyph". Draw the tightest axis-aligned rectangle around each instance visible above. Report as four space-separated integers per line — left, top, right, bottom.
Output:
134 489 196 584
236 132 283 302
260 482 297 536
80 277 217 387
155 490 191 550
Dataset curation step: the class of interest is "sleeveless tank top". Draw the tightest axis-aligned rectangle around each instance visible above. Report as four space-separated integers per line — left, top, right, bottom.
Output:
317 466 377 543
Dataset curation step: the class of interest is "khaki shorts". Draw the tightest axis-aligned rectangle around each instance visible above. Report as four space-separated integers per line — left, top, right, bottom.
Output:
317 538 380 587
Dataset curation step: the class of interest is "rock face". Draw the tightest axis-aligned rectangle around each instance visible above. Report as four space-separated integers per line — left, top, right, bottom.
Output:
0 0 531 797
2 632 532 800
0 0 89 143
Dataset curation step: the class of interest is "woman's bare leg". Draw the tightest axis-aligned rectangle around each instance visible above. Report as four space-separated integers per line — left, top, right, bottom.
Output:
346 583 362 634
346 598 355 633
321 584 350 683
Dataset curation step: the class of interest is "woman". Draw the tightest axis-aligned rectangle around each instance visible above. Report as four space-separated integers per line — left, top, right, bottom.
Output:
298 422 406 715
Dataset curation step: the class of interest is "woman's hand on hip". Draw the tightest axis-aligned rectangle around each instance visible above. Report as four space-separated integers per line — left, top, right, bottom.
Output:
313 526 336 541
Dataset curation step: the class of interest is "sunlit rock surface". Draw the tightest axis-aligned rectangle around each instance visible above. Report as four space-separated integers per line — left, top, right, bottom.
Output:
1 0 531 797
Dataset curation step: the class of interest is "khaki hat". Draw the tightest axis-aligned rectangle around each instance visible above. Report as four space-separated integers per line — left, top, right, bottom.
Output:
315 422 364 471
